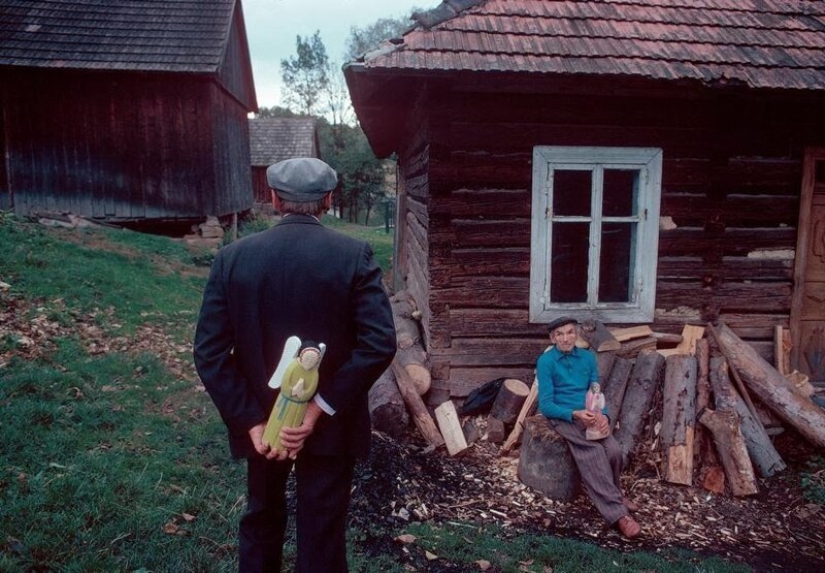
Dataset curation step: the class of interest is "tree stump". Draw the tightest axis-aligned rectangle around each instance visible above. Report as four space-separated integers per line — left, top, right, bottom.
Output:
490 378 530 425
517 415 579 501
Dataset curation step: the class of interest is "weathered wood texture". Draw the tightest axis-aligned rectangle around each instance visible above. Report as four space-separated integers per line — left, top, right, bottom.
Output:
661 354 697 485
709 356 786 478
614 350 666 459
714 323 825 449
394 86 822 391
699 408 759 497
368 369 409 438
602 357 633 430
4 70 252 221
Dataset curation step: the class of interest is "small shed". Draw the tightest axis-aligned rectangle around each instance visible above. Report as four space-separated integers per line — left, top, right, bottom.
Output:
249 117 320 206
345 0 825 397
0 0 257 224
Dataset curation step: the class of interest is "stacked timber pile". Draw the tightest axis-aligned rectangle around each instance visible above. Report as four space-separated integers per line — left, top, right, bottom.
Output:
368 293 825 498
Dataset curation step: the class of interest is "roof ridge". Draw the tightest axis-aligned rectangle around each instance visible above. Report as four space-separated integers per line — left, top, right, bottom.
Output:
412 0 487 30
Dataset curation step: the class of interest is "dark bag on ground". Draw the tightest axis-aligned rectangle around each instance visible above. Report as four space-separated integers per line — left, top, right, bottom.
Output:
459 377 505 416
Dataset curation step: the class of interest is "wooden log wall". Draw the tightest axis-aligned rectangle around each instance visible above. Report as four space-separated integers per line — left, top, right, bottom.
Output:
2 69 252 222
395 79 825 397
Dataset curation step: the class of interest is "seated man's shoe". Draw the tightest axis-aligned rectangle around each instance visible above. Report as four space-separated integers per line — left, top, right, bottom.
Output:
616 515 641 539
622 496 639 512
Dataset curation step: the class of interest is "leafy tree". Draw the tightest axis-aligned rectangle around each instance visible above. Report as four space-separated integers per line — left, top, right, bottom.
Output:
318 120 388 225
280 31 330 116
344 13 418 61
255 106 311 119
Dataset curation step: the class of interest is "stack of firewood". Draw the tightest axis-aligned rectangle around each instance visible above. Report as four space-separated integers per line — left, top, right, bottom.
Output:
369 293 825 496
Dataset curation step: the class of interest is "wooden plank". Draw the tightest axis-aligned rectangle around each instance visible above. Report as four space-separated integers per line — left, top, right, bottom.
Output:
658 324 705 357
434 400 468 456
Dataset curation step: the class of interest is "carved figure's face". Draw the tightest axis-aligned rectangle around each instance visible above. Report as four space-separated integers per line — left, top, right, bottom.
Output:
299 348 321 370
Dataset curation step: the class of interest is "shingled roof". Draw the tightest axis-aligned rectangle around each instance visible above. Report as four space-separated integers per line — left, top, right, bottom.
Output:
0 0 238 73
350 0 825 91
249 118 319 167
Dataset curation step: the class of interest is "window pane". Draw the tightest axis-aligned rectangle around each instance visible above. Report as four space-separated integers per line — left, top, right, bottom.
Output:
599 223 633 302
551 222 589 302
553 170 591 216
603 169 638 217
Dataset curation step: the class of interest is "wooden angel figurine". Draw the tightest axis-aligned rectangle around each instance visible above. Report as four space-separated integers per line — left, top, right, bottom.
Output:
263 337 325 453
585 381 609 440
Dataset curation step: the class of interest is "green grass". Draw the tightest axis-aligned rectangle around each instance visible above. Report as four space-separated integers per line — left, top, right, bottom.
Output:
0 213 758 572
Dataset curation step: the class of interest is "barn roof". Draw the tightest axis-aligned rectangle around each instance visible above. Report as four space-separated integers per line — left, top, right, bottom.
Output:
249 118 319 167
345 0 825 156
0 0 246 74
350 0 825 91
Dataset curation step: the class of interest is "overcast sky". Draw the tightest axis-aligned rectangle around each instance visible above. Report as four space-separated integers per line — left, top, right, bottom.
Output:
242 0 440 109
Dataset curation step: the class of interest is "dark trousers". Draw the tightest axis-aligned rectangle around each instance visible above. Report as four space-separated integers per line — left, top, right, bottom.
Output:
551 419 628 525
239 453 356 573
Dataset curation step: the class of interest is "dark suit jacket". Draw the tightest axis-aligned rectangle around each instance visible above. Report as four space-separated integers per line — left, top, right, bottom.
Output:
193 215 396 459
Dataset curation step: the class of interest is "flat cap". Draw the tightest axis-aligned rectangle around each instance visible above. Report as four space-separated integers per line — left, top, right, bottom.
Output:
266 157 338 202
547 316 578 333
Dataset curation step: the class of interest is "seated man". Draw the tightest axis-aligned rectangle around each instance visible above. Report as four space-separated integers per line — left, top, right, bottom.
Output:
536 316 642 539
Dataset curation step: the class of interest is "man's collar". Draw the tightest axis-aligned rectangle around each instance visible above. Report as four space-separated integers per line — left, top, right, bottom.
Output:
551 345 582 360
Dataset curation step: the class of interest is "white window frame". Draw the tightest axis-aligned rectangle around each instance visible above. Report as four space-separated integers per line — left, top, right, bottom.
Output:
530 146 663 324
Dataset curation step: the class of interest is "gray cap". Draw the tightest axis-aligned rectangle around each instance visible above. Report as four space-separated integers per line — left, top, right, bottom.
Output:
548 316 578 333
266 157 338 202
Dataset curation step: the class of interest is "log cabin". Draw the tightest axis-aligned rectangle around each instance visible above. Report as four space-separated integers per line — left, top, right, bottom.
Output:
0 0 257 226
345 0 825 398
249 117 320 208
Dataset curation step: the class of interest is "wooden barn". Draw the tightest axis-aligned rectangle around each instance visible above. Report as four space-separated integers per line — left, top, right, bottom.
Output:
249 117 320 206
345 0 825 399
0 0 257 224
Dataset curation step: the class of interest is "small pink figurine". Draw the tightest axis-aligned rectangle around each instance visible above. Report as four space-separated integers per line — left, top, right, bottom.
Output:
585 382 609 440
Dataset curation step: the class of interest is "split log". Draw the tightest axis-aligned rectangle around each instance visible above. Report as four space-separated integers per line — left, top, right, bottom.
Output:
579 320 621 352
501 380 538 453
368 369 409 438
709 356 786 478
602 357 632 431
609 325 653 342
698 408 759 496
652 332 685 346
661 354 697 486
714 323 825 449
775 325 791 376
490 378 530 424
658 324 705 357
517 415 579 501
391 360 444 448
614 349 665 460
707 323 761 422
434 400 468 456
395 345 431 395
694 339 724 493
597 351 616 382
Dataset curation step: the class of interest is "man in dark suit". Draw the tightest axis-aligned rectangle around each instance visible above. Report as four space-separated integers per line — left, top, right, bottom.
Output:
193 157 397 572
